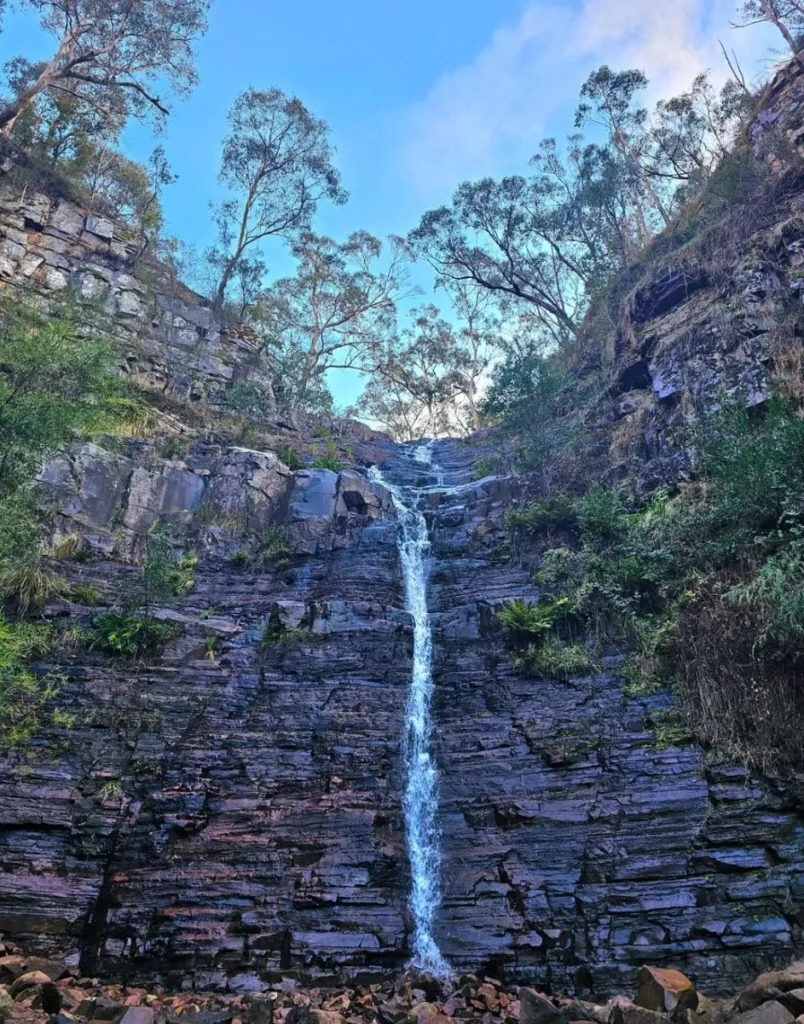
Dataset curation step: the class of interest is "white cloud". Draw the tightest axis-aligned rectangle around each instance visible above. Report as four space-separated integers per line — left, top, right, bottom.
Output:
400 0 773 199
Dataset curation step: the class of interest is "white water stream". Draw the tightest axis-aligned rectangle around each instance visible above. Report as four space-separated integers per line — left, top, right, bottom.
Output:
369 443 450 977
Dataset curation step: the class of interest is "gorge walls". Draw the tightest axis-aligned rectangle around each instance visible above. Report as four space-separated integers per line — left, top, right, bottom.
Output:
0 436 803 998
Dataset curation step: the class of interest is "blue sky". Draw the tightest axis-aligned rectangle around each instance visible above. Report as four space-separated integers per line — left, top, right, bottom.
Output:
0 0 776 405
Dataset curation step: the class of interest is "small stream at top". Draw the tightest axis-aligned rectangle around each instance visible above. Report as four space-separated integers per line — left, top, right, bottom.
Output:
369 442 450 977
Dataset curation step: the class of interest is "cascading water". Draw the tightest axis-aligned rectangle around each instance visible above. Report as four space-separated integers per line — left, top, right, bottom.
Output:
369 443 450 977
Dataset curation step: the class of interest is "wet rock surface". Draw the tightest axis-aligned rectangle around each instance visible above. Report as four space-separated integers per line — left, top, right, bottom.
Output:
0 437 803 994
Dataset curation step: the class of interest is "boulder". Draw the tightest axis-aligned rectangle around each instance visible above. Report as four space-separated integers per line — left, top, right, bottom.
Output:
737 966 804 1013
635 968 696 1015
286 470 339 554
0 988 13 1016
10 970 52 1000
0 956 27 983
610 999 671 1024
780 992 804 1017
731 1003 794 1024
115 1008 155 1024
520 989 567 1024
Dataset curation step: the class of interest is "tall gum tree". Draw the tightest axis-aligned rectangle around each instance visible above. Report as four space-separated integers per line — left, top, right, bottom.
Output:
0 0 210 136
210 88 347 313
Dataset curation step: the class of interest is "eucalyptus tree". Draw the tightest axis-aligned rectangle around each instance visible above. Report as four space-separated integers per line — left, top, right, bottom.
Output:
263 231 409 412
209 88 347 312
0 0 210 136
364 306 464 439
739 1 804 64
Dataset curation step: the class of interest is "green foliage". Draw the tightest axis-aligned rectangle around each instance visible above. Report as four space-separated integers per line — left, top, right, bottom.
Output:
90 612 176 658
0 563 70 617
0 614 63 747
498 597 574 642
261 621 316 649
169 552 199 597
279 445 304 471
310 440 344 472
156 434 193 461
574 488 625 546
0 302 126 494
483 350 571 469
535 547 575 589
696 400 804 559
650 711 694 751
223 382 272 427
514 635 598 681
99 780 124 802
473 456 499 480
505 494 578 536
230 549 250 569
70 584 103 607
257 527 291 567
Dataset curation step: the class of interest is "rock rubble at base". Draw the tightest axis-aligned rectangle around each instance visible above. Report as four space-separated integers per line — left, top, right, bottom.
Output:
3 950 804 1024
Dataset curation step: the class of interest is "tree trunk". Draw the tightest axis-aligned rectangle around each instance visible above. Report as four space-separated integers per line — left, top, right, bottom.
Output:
760 0 804 68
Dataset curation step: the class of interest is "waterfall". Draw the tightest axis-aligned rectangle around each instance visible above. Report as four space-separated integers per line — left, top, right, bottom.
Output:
369 447 450 977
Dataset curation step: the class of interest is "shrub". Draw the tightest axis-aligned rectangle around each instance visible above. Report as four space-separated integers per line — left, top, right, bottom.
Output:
257 527 291 567
514 636 598 681
311 449 344 473
90 612 177 657
0 614 61 746
230 549 250 568
535 547 574 589
262 621 315 648
498 598 574 642
0 563 70 617
156 434 193 461
574 488 625 547
170 552 199 596
650 710 694 751
70 584 103 608
54 534 82 561
279 445 304 471
505 494 577 536
0 301 126 493
474 456 499 480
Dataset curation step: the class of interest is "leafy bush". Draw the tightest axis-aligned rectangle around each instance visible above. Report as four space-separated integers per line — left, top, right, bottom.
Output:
310 440 344 472
90 612 177 657
505 494 577 536
0 302 126 493
262 621 316 648
0 614 61 746
535 547 574 589
279 445 304 471
473 456 499 480
498 598 574 642
514 636 598 681
170 552 199 596
574 489 625 546
71 584 103 607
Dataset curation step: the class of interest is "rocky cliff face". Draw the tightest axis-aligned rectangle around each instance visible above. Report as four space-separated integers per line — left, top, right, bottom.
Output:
1 434 803 998
0 144 275 419
4 67 804 1005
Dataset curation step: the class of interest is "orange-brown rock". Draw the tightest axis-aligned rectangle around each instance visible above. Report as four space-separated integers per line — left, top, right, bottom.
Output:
635 968 696 1015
